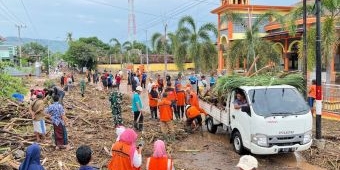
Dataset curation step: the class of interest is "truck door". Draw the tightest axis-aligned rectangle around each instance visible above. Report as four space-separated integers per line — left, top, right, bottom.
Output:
230 90 252 149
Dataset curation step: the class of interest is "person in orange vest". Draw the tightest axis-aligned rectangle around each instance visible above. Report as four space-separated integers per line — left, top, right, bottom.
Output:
185 87 199 108
146 140 174 170
149 84 159 119
308 79 316 115
176 84 186 120
108 128 142 170
164 83 179 120
158 93 175 141
185 105 207 133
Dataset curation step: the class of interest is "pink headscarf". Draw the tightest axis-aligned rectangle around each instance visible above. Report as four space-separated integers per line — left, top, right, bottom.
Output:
119 128 138 164
152 140 167 158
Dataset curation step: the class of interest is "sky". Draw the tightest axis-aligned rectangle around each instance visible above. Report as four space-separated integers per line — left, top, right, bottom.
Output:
0 0 298 44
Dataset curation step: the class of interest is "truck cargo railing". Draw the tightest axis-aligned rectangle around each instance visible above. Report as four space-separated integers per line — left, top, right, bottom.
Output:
322 83 340 114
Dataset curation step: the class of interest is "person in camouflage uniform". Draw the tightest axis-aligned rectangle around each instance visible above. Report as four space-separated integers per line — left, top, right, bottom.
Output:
109 84 123 127
80 76 86 97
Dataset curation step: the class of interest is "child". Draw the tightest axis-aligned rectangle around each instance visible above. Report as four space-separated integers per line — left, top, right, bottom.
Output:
76 145 96 170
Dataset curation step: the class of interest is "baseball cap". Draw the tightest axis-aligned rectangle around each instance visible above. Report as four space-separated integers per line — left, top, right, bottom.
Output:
185 105 191 111
236 155 258 170
136 86 143 92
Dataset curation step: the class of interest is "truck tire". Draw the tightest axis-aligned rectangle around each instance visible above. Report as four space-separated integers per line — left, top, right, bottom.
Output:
232 131 244 154
206 117 218 134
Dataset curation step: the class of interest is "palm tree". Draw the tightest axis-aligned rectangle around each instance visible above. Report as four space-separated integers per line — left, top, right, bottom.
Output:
66 32 73 44
178 16 218 73
151 32 165 54
287 0 340 83
223 11 283 74
168 31 188 72
110 38 123 67
320 0 340 84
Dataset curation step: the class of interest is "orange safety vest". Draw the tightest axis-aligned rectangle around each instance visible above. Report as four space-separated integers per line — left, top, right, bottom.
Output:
186 106 201 119
189 91 199 108
158 99 173 122
108 141 139 170
176 90 186 106
148 94 158 107
165 88 176 101
148 157 172 170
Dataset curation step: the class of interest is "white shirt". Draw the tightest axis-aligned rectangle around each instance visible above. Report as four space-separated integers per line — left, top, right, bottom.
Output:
147 82 153 93
133 150 142 167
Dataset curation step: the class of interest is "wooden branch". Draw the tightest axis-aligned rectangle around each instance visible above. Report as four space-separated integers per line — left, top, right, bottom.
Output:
249 63 275 77
245 56 260 77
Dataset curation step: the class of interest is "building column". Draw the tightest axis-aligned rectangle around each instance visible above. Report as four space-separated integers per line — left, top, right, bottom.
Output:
284 39 289 72
243 58 247 71
236 58 240 70
284 53 289 71
218 47 224 72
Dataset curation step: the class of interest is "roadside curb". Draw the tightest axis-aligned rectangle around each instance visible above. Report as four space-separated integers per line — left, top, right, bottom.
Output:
314 112 340 121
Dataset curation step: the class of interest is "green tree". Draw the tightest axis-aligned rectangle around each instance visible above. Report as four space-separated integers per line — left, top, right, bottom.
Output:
321 0 340 84
168 31 187 71
177 15 218 73
21 42 47 61
287 0 340 83
64 40 97 71
224 11 283 74
110 38 123 66
66 32 73 44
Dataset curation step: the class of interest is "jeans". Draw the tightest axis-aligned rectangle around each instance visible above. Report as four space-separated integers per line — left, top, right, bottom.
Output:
150 106 158 119
133 111 143 131
177 105 185 119
171 100 179 120
186 115 202 126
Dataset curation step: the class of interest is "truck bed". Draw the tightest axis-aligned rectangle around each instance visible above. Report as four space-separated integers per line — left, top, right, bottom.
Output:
199 99 229 125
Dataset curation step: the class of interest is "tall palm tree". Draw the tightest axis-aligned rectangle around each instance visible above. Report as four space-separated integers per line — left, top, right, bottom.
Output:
168 31 188 72
66 32 73 44
321 0 340 84
287 0 340 83
151 32 165 54
178 16 218 73
110 38 123 67
223 11 283 74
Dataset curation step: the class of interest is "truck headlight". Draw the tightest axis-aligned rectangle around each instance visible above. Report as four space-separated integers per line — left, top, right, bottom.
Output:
303 131 312 144
251 134 268 147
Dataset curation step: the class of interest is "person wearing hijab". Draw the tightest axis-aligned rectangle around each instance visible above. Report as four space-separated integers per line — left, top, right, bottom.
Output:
19 143 45 170
146 140 174 170
108 128 142 170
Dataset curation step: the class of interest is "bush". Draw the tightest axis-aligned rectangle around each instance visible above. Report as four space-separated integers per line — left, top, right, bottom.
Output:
0 73 27 98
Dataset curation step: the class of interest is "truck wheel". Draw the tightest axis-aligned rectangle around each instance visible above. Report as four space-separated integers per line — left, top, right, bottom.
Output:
206 117 218 134
232 131 244 154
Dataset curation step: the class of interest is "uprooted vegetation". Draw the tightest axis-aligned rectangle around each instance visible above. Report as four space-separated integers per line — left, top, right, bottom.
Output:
0 77 189 170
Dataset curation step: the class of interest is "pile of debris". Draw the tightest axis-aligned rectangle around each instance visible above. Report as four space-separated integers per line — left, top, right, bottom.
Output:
0 78 190 169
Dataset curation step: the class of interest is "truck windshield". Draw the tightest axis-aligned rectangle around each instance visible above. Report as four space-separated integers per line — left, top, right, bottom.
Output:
249 88 310 117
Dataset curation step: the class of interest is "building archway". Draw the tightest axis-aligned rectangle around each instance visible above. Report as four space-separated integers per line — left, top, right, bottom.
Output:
288 41 300 71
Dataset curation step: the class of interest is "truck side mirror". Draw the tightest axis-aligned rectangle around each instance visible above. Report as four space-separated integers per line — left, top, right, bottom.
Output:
241 106 251 115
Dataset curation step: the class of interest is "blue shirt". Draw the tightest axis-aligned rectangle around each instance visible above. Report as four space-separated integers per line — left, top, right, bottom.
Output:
210 77 216 84
45 102 65 126
189 76 197 84
142 73 147 81
132 93 143 112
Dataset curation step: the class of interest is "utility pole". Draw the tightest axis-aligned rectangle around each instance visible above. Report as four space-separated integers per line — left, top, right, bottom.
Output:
303 0 308 99
145 29 149 72
315 0 322 140
15 24 26 67
163 23 168 76
47 40 50 75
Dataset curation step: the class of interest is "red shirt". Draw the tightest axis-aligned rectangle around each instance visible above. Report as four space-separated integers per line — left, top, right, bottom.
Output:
115 76 121 84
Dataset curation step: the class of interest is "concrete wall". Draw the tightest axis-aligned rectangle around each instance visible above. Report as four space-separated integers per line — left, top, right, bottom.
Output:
97 63 195 72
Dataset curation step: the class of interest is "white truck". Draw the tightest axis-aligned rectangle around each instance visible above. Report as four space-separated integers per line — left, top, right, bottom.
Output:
200 85 313 154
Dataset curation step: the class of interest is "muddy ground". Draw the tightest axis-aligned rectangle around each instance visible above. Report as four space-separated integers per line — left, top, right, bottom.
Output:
0 73 339 170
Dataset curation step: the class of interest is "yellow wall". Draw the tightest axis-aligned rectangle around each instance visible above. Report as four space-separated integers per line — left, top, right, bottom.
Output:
98 63 195 72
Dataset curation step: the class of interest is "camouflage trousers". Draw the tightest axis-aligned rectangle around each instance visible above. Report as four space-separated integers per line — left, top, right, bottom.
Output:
112 109 122 127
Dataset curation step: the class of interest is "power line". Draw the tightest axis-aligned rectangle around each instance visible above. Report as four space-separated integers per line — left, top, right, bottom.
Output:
84 0 158 17
20 0 40 39
0 0 25 25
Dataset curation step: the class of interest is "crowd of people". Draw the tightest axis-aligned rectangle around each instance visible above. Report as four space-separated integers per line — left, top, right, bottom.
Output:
19 68 259 170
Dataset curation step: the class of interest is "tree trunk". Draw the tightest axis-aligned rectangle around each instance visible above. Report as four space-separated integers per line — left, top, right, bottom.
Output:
245 56 260 77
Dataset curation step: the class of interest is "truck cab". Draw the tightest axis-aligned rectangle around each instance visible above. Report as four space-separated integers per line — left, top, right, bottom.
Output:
203 85 313 155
